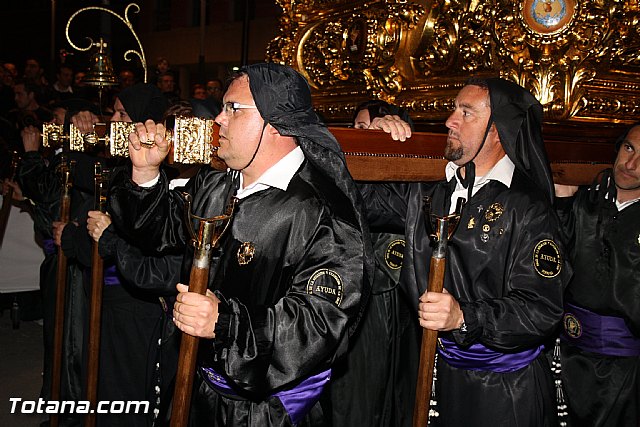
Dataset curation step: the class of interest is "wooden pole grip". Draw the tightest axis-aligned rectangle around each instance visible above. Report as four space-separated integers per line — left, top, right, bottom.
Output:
413 257 446 427
84 242 104 427
170 266 210 426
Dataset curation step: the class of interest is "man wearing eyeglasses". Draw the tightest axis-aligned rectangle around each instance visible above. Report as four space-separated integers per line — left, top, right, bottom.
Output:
108 63 372 426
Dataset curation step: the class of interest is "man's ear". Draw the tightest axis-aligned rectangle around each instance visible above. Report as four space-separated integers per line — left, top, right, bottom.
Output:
265 123 280 136
489 123 500 143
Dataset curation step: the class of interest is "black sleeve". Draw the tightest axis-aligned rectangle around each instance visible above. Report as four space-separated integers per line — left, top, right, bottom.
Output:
99 226 182 296
108 165 198 253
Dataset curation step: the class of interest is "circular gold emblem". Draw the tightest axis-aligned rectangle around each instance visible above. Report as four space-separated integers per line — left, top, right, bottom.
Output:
523 0 576 35
307 269 344 306
563 313 581 338
484 203 504 222
533 239 562 278
384 239 405 270
237 242 255 265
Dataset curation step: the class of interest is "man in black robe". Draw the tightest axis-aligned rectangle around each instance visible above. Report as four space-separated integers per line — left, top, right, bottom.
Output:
17 99 100 427
69 83 169 427
108 63 372 426
555 122 640 426
361 77 570 426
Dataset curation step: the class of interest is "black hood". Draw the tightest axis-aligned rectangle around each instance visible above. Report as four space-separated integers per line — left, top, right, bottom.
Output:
117 83 168 122
486 78 554 202
242 62 374 332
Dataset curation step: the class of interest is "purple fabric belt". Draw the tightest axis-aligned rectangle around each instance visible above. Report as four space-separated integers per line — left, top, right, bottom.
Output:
438 337 543 373
201 367 331 425
43 238 56 256
561 303 640 357
103 264 121 286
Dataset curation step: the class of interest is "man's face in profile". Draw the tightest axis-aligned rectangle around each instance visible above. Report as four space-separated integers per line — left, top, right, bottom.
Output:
613 125 640 196
444 85 492 166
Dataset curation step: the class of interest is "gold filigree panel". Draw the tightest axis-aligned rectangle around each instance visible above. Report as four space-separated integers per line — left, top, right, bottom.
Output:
267 0 640 124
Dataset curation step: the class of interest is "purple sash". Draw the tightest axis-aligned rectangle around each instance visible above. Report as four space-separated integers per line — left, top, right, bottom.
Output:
438 337 543 373
103 264 121 286
43 238 56 256
561 303 640 357
201 367 331 425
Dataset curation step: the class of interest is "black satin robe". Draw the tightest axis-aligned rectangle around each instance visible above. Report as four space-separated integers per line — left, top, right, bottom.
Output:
109 161 365 426
556 187 640 426
17 151 93 426
99 226 182 426
361 170 569 427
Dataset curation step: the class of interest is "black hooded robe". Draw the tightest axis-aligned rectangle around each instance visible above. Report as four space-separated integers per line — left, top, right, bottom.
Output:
362 170 567 426
109 63 372 427
17 150 95 427
361 78 570 426
110 161 365 427
556 185 640 426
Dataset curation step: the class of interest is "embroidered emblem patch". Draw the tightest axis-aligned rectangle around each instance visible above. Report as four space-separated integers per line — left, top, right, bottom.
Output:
533 239 562 278
467 217 476 229
484 203 504 222
384 239 405 270
307 269 344 306
563 313 582 338
237 242 255 265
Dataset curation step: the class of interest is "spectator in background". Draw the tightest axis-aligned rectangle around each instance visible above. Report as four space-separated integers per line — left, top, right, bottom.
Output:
0 63 16 117
74 71 86 88
189 83 217 118
23 58 48 88
151 56 172 85
157 71 180 106
118 69 136 90
3 62 18 87
51 64 75 104
10 80 52 130
203 78 223 116
191 83 206 100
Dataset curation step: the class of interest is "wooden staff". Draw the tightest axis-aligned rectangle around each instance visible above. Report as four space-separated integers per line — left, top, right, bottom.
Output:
50 155 74 427
85 163 108 427
0 151 20 249
170 195 236 426
413 197 465 427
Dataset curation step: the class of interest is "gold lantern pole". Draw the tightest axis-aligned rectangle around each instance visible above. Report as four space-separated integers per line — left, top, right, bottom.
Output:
65 2 148 86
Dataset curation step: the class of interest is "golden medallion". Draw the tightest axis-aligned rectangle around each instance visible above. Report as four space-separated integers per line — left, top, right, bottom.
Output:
237 242 255 265
484 203 505 222
563 313 582 338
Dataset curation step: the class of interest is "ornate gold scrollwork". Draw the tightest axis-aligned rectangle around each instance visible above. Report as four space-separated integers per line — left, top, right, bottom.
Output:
269 0 640 124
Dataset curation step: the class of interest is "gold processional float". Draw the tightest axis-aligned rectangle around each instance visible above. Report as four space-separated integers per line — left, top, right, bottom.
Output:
266 0 640 183
45 1 640 174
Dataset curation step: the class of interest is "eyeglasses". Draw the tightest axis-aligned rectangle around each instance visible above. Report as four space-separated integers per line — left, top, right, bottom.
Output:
222 102 257 115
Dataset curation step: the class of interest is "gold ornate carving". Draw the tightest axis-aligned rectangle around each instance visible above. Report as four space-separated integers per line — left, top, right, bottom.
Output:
268 0 640 125
108 122 137 157
168 116 215 164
